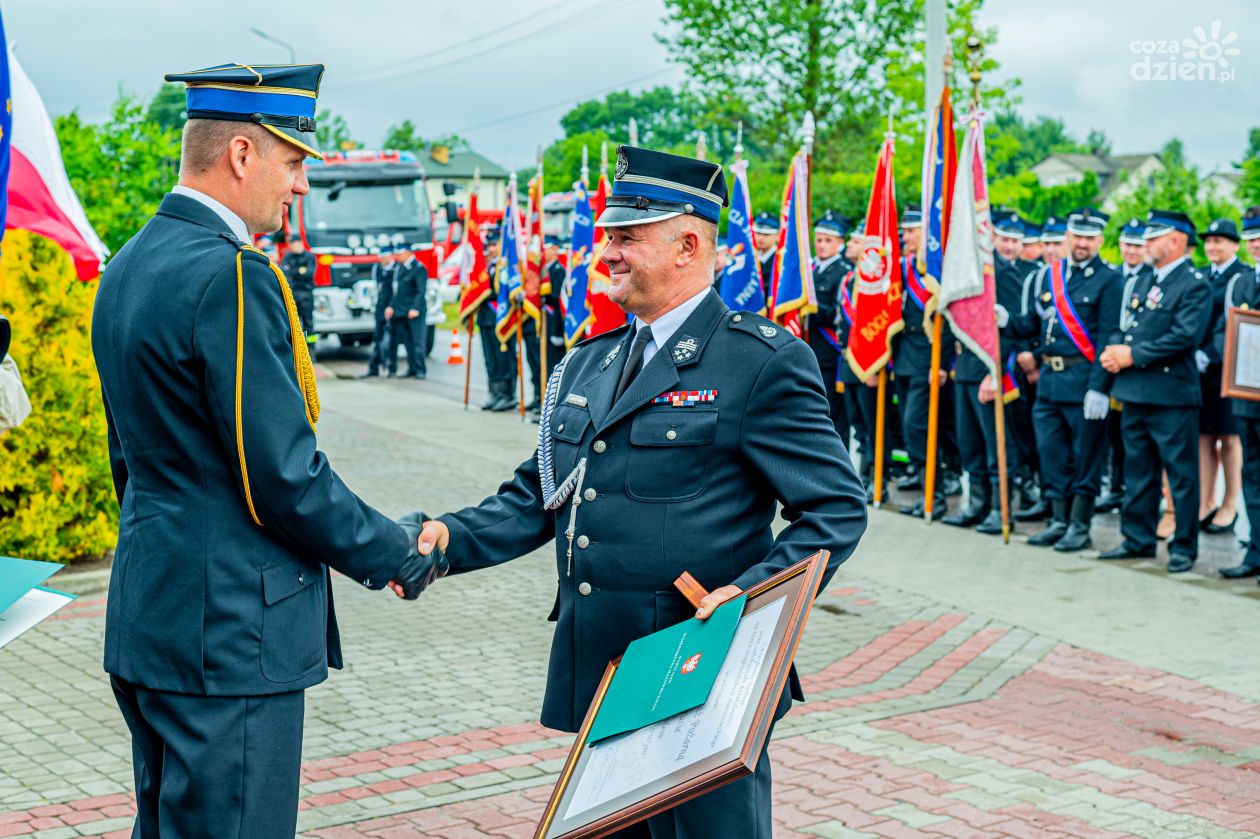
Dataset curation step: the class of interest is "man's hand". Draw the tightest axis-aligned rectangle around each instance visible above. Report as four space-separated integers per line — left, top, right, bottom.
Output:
937 369 948 386
388 514 451 599
1195 349 1210 373
1025 367 1040 385
1100 344 1133 373
1083 390 1110 421
384 306 394 320
977 374 997 405
1016 351 1038 374
407 309 420 320
864 376 879 388
695 585 742 620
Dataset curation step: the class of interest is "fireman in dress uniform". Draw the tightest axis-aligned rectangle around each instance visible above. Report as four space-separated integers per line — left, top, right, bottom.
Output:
478 228 519 411
91 61 437 838
1099 210 1213 573
1010 208 1122 552
404 146 868 838
280 234 317 343
805 210 852 443
1098 218 1152 512
361 249 396 379
753 211 780 300
1021 222 1044 264
1218 209 1260 581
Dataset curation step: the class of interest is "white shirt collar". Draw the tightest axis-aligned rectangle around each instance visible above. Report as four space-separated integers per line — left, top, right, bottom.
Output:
1211 256 1238 276
634 287 711 367
171 185 250 243
814 253 841 272
1154 255 1186 283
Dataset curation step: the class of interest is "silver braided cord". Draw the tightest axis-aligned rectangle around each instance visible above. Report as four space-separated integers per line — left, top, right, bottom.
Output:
537 347 586 510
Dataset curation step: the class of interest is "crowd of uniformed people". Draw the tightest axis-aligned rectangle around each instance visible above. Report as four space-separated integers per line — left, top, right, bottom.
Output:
714 203 1260 580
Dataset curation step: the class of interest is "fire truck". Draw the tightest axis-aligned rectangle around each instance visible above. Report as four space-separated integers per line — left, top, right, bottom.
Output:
281 150 444 354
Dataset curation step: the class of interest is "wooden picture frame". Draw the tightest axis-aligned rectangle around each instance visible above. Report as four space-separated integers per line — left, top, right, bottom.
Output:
1221 306 1260 402
534 551 830 839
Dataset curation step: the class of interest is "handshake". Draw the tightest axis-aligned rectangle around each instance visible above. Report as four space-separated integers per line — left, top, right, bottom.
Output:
387 511 452 600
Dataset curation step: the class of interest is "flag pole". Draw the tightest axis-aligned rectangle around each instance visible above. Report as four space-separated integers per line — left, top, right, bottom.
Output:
517 316 526 420
464 166 481 411
923 50 953 523
966 33 1009 543
871 111 895 511
802 112 816 344
536 148 547 411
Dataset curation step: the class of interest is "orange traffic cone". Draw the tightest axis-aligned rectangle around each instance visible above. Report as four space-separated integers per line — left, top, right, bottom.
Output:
446 329 466 365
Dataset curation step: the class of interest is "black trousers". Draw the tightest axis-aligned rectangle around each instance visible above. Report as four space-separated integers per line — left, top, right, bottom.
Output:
1007 380 1039 477
1236 416 1260 568
366 313 390 375
1032 398 1108 499
1119 403 1200 557
1106 405 1126 491
896 375 932 470
809 344 850 443
608 722 775 839
955 380 1018 488
478 320 517 387
844 382 877 478
111 676 304 839
523 318 544 402
387 317 423 375
292 290 314 336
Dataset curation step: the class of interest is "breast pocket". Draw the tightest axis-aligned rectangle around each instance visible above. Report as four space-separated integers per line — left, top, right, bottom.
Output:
625 410 718 502
549 405 591 477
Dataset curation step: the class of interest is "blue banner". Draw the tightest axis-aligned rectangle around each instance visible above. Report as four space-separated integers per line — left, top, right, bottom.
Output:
494 186 524 344
562 182 595 348
0 15 11 236
719 160 764 313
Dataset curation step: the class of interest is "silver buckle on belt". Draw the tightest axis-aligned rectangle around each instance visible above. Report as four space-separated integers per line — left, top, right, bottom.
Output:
1046 356 1065 372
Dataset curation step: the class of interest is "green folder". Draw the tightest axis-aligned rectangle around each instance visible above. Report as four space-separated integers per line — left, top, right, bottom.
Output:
588 595 746 744
0 557 64 615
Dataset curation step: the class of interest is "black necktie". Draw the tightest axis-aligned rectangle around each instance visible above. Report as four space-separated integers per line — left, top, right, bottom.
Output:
614 326 654 404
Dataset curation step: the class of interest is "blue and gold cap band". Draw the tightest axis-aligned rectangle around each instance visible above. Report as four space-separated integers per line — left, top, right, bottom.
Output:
596 146 727 227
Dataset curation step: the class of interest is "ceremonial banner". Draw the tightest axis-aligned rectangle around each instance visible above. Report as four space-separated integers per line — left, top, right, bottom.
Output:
769 152 815 336
587 171 628 337
523 174 545 321
846 135 902 381
919 84 956 320
939 107 999 379
457 192 492 324
562 182 596 348
719 159 765 313
494 175 525 344
6 37 108 279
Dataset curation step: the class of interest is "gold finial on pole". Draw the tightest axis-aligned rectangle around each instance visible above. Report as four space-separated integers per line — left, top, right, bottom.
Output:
966 34 984 106
734 121 744 163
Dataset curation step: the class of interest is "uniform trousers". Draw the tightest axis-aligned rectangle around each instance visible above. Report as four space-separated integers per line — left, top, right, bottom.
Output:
366 313 390 375
387 318 423 376
954 380 1018 488
1235 417 1260 569
1106 405 1126 492
111 676 304 839
809 344 850 444
895 376 932 470
1119 403 1200 558
1032 398 1108 499
478 316 517 388
523 318 544 404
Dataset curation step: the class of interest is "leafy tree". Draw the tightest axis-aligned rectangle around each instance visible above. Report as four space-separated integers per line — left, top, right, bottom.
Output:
381 120 470 153
315 110 356 152
986 111 1091 180
55 93 181 255
148 82 187 133
1085 129 1112 157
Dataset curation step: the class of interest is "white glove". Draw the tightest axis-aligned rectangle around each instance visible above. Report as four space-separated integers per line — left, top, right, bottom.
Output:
1083 390 1110 421
550 336 564 346
994 304 1009 328
1195 350 1210 373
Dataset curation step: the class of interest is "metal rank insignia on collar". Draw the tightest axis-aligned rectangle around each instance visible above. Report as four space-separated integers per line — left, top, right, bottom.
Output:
672 336 699 363
1084 267 1094 277
601 343 622 370
758 324 777 338
653 389 718 407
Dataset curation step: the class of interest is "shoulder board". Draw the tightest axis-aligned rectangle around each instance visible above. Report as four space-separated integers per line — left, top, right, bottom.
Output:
236 242 274 266
573 323 630 349
727 311 793 348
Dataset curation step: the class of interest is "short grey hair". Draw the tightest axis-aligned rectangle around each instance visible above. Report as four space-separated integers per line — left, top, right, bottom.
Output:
179 119 277 176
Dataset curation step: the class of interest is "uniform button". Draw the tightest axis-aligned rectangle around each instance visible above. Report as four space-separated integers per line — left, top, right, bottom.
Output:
558 423 565 433
1163 366 1170 373
666 429 677 441
593 440 607 453
1125 336 1132 343
733 314 743 323
298 573 305 585
577 535 590 548
578 582 592 596
363 578 371 587
583 488 597 502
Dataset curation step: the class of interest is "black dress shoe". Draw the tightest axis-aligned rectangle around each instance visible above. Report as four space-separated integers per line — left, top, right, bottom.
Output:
1053 522 1092 552
900 497 945 521
1220 563 1260 579
1095 491 1124 513
941 471 963 497
975 509 1004 535
1203 513 1238 534
1014 497 1051 522
1199 508 1219 529
1028 520 1068 547
1167 554 1195 574
358 371 380 379
1097 545 1154 560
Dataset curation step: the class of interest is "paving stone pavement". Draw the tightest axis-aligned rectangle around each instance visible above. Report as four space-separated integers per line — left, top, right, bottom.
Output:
2 376 1258 838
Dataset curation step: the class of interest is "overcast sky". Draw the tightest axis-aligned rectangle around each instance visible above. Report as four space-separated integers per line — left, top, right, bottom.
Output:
7 0 1257 172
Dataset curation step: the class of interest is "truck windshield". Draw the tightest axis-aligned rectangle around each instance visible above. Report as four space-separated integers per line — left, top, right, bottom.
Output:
305 181 432 234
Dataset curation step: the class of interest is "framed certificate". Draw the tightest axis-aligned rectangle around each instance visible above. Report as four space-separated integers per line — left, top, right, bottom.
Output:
534 551 830 839
1222 307 1260 401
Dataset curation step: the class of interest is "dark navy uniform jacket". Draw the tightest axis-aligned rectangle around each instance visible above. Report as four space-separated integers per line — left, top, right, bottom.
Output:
92 193 409 697
437 289 868 732
1010 255 1122 403
954 256 1026 384
1109 257 1212 408
1213 266 1260 421
1201 258 1248 364
893 257 954 377
372 262 397 320
390 259 427 318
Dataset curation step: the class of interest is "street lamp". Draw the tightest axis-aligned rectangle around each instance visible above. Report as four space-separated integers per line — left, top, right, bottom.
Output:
249 27 295 64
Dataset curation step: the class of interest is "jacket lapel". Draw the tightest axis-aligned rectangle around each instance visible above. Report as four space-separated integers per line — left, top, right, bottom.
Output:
575 327 631 431
155 192 235 238
598 289 728 433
